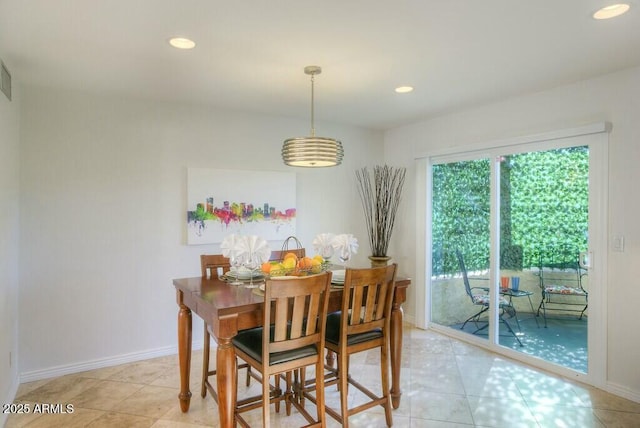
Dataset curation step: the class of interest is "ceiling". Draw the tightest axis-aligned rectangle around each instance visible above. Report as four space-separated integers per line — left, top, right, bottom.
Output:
1 0 639 131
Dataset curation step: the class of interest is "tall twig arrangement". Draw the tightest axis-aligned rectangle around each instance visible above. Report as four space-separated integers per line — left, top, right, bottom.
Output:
355 165 406 257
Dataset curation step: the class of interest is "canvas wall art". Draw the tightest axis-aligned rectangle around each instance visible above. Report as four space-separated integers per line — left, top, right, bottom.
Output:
187 168 296 245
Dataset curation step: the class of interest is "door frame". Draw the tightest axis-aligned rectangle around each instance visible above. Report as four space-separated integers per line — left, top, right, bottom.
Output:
415 122 609 388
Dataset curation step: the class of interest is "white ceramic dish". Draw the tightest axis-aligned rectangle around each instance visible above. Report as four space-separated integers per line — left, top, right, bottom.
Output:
331 269 345 286
331 269 346 281
227 268 264 280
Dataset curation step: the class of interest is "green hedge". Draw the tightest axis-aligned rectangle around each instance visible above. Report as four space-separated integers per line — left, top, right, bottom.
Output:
432 146 588 275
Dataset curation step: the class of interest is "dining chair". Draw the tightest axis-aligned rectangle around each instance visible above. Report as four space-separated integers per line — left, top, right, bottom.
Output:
232 272 332 428
269 248 306 262
201 254 231 279
199 255 256 400
318 264 398 428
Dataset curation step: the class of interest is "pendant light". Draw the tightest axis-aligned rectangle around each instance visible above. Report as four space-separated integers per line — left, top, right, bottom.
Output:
282 66 344 167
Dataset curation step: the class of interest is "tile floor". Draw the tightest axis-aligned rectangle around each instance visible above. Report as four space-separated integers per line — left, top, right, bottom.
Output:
7 325 640 427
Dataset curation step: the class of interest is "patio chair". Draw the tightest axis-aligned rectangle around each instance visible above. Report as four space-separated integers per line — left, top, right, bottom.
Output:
535 249 588 327
455 250 522 346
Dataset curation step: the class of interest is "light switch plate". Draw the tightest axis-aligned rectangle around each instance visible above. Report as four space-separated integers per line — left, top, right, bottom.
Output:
612 235 624 252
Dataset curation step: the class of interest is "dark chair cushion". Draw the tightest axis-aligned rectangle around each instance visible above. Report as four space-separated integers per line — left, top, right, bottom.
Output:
232 325 318 366
324 311 383 346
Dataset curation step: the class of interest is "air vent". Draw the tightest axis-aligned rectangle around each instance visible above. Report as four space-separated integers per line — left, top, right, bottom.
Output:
1 61 12 101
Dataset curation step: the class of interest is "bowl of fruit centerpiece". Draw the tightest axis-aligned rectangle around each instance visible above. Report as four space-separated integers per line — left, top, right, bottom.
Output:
261 252 328 278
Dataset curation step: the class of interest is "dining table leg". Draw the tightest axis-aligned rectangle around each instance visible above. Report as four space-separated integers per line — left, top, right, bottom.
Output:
390 300 404 409
216 338 238 428
177 299 192 412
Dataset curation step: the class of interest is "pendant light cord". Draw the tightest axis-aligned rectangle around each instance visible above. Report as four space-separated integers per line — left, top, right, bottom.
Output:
310 73 315 137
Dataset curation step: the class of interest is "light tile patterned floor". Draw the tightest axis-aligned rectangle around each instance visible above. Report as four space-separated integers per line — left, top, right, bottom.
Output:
7 325 640 427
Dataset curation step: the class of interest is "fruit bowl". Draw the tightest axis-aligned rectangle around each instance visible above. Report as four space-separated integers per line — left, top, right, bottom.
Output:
261 253 329 278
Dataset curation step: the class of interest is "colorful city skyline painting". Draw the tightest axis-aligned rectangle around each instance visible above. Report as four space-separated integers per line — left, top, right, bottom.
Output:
187 168 296 245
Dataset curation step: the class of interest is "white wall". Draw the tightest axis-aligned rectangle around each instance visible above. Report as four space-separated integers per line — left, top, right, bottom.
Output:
385 66 640 400
0 65 20 421
18 86 383 379
17 65 640 400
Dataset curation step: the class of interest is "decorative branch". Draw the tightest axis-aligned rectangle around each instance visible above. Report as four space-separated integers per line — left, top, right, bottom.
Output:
355 165 406 257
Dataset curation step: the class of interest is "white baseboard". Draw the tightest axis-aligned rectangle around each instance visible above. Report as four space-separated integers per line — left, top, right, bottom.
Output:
606 381 640 404
19 340 204 384
1 375 20 427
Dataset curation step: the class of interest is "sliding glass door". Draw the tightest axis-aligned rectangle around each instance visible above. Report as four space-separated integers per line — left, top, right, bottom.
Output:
431 158 491 344
430 141 592 373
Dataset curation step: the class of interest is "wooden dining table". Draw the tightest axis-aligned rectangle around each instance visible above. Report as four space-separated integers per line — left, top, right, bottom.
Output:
173 273 410 428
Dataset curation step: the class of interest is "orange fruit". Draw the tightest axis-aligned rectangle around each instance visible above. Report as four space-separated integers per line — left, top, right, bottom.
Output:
297 257 313 269
261 262 272 273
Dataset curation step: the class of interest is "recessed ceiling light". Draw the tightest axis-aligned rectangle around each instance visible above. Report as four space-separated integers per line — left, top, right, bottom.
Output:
593 4 630 19
169 37 196 49
395 86 414 94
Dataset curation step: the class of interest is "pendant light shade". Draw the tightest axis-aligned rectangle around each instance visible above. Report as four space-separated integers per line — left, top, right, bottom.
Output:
282 66 344 167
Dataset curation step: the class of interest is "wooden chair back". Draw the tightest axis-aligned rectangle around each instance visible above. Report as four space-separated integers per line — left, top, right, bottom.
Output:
200 254 230 278
233 272 332 427
262 272 331 370
319 264 397 425
269 248 306 262
340 264 397 346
